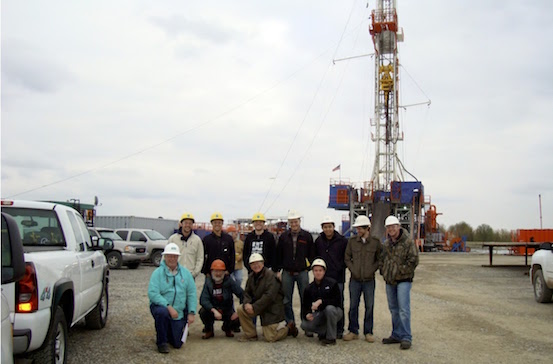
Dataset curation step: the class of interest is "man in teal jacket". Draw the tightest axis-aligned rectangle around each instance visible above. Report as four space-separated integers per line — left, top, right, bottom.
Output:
148 243 197 354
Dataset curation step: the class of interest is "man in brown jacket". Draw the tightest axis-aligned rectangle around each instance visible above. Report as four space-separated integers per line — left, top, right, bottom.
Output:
237 253 292 342
343 215 381 343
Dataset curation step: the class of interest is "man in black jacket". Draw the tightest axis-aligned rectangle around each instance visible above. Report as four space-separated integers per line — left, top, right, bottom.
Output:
300 258 343 346
314 216 348 338
275 209 315 332
201 212 235 275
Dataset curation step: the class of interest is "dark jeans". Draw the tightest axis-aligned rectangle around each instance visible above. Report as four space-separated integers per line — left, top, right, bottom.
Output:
199 307 237 332
150 304 186 348
348 279 375 335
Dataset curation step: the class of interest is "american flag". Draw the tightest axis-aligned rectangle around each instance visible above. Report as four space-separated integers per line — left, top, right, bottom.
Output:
332 164 341 172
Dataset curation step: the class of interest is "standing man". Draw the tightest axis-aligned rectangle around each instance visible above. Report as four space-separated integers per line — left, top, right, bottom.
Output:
167 212 204 280
275 209 315 334
237 253 292 342
202 212 235 276
343 215 381 343
148 243 197 354
314 216 348 339
300 259 343 346
380 215 419 350
199 259 243 339
244 212 277 272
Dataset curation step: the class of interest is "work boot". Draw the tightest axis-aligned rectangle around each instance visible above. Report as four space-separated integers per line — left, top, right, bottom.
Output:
157 344 170 354
321 338 337 346
305 331 314 337
238 335 258 342
400 340 412 350
365 333 375 343
287 322 299 337
225 329 234 338
202 331 214 340
382 336 401 344
342 332 359 341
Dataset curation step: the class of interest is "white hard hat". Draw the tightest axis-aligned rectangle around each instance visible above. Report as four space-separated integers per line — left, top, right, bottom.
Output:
352 215 371 228
311 258 327 270
249 253 264 264
162 243 181 256
385 215 400 227
320 216 335 226
287 209 302 220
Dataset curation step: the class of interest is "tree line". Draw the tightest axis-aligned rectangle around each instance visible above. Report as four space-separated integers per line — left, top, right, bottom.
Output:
441 222 511 242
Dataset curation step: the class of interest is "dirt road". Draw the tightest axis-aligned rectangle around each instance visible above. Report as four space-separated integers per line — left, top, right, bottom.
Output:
67 253 553 364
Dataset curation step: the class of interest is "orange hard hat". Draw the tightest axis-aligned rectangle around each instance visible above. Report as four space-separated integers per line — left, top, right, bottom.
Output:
210 259 226 271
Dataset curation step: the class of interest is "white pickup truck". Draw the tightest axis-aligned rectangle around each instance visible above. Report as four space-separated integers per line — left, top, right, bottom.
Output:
530 242 553 303
1 200 111 363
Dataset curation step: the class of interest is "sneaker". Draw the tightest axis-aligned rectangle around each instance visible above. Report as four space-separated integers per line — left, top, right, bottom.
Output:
382 336 401 344
400 340 412 350
238 335 258 342
202 331 214 340
157 344 170 354
305 331 314 337
342 332 359 341
321 338 337 346
365 334 375 343
287 322 299 338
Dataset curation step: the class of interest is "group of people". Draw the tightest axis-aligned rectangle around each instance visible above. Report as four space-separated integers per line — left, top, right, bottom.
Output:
147 209 419 354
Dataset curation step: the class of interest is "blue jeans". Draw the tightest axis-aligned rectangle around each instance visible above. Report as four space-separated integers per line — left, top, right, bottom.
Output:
231 268 243 287
282 270 309 323
150 304 186 348
385 282 412 342
348 279 375 335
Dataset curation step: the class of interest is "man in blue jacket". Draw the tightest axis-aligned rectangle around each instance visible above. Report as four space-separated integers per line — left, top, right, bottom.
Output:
148 243 197 354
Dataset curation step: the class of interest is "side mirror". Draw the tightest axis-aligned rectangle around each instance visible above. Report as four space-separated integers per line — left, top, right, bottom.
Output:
139 237 147 242
90 238 114 251
1 212 26 284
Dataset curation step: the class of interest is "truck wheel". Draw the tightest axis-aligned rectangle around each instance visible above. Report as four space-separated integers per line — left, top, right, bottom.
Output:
106 251 123 269
127 262 140 269
30 306 67 364
151 250 162 267
533 269 553 303
86 282 109 329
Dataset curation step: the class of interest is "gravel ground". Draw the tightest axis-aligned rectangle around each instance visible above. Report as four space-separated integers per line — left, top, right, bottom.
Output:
64 252 553 364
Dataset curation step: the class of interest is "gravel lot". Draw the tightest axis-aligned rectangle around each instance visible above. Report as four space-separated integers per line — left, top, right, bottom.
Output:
65 252 553 364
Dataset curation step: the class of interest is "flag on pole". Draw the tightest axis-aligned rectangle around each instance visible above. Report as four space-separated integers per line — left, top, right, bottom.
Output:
332 164 341 172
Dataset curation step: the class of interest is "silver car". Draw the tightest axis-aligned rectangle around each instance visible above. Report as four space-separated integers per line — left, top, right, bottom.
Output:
88 228 148 269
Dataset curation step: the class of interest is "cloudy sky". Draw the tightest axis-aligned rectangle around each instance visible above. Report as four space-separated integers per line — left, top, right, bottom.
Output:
2 0 552 232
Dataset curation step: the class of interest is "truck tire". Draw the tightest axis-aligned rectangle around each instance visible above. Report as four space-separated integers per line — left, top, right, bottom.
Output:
533 269 553 303
106 251 123 269
86 282 109 329
127 262 140 269
30 306 67 364
150 250 162 267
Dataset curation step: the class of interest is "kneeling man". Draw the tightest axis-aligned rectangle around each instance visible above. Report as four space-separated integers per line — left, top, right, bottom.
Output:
300 258 343 345
237 253 291 342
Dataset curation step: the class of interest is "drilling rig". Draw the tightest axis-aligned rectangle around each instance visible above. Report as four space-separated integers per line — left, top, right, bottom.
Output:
329 0 434 246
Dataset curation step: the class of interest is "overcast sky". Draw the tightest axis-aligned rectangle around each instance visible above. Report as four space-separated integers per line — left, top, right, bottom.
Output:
2 0 552 232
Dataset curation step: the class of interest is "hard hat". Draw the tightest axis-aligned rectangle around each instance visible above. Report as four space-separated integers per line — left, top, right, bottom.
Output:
162 243 181 256
385 215 400 227
252 212 266 222
210 259 226 271
287 209 301 220
352 215 371 228
320 216 335 226
249 253 264 264
210 212 224 222
311 258 327 270
226 225 237 233
180 212 195 222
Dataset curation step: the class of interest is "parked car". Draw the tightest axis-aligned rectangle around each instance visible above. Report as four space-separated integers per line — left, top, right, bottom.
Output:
114 228 168 267
530 242 553 303
88 227 148 269
1 200 111 363
2 212 26 364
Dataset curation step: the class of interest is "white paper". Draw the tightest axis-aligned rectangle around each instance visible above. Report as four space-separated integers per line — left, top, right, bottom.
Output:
181 323 189 343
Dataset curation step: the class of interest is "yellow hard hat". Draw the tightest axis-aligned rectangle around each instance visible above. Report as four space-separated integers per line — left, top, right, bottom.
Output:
252 212 266 222
180 212 195 222
210 212 224 222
